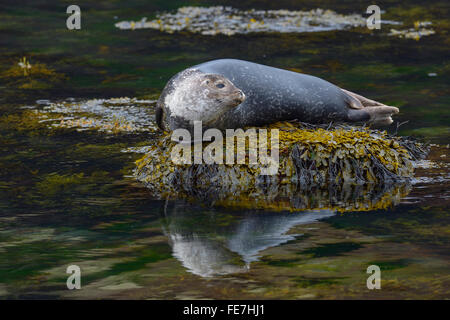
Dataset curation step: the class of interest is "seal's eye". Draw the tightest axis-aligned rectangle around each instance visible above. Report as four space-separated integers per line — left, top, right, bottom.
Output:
216 83 225 89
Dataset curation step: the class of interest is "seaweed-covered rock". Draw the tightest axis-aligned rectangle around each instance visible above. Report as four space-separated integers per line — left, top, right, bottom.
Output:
134 122 428 211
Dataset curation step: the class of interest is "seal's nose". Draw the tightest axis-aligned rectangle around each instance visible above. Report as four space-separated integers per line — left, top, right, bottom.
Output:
237 90 246 102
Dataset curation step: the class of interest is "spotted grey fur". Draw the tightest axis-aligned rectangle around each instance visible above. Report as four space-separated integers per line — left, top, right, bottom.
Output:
156 59 399 131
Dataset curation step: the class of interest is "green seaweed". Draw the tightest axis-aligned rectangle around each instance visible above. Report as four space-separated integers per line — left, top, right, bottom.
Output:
293 276 345 288
263 258 302 268
367 259 412 271
299 242 364 258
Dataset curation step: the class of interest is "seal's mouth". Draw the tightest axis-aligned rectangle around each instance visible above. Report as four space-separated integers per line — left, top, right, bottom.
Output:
233 89 245 105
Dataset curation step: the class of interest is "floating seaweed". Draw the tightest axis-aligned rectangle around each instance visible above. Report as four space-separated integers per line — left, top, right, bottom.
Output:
115 6 375 35
0 57 66 89
388 21 435 40
134 121 429 212
33 98 158 134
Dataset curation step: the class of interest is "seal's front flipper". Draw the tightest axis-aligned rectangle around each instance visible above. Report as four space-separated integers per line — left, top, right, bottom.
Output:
156 106 165 131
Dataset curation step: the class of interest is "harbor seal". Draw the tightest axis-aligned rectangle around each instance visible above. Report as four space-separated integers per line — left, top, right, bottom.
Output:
156 59 399 131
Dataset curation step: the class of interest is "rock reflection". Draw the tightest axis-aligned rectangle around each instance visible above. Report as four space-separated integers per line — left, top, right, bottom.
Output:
162 182 412 213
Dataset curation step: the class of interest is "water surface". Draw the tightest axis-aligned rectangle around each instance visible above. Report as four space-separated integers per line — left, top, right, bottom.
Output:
0 0 449 299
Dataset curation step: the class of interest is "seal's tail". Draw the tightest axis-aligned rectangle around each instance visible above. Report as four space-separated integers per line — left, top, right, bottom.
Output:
342 89 399 126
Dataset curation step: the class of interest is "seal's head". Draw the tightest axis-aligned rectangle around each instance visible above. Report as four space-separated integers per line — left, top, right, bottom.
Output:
164 70 245 126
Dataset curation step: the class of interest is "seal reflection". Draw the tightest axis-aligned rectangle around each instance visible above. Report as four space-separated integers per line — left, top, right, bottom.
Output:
161 201 335 277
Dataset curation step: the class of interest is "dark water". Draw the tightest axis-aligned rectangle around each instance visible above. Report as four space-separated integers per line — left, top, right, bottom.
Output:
0 0 449 299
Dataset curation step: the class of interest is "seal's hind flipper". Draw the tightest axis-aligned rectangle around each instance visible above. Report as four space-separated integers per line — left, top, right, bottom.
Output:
341 88 385 107
348 105 399 125
364 105 400 125
342 90 364 109
342 88 399 125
